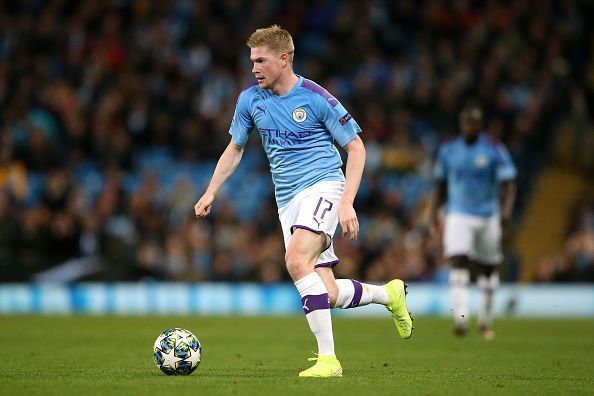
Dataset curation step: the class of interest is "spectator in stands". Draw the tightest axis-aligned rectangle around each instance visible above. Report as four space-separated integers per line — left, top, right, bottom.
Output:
0 0 590 283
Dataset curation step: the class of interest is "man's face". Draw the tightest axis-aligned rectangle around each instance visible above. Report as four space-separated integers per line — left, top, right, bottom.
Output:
250 46 284 90
459 109 481 139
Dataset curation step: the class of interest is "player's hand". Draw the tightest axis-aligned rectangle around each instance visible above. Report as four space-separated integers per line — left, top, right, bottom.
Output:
194 192 215 218
339 200 359 240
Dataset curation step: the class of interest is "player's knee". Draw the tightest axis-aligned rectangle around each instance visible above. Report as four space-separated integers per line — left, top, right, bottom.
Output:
477 263 500 291
450 255 470 269
477 262 496 277
285 250 309 280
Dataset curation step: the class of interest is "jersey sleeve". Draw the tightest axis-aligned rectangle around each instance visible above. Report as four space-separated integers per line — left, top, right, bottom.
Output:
316 96 361 147
433 145 447 181
228 90 254 146
495 144 517 181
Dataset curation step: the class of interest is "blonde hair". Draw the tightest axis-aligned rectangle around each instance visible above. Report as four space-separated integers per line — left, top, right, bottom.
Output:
247 25 295 63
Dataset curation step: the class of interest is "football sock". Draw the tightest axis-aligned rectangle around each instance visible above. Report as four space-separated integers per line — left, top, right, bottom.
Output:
449 268 470 328
334 279 389 308
478 271 499 327
295 272 335 356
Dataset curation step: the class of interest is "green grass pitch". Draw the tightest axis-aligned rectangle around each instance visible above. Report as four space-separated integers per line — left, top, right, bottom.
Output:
1 316 593 395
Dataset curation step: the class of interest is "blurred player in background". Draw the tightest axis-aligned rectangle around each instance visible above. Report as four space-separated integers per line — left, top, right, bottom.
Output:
427 102 517 340
194 25 412 378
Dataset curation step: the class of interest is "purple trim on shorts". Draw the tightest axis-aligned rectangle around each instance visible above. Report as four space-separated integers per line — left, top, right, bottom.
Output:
320 233 333 253
291 225 333 252
301 79 339 107
349 279 363 308
315 259 339 268
291 225 322 235
301 293 330 315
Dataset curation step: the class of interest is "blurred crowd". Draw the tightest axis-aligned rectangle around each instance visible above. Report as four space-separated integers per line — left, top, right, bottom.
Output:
0 0 592 283
535 187 594 282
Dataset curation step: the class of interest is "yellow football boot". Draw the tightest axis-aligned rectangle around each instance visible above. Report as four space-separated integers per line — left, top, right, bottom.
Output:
298 355 343 378
385 279 414 339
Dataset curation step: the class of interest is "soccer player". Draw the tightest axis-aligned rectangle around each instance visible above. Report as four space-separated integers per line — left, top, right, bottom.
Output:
194 25 412 377
428 103 517 340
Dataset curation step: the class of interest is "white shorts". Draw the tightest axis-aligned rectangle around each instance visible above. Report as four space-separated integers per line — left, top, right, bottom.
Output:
278 180 344 268
443 213 502 265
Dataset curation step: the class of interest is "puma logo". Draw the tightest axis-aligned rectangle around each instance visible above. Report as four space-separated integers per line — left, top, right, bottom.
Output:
312 217 324 228
302 298 309 311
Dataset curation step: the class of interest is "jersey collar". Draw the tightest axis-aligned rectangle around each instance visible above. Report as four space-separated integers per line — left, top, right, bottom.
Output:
273 75 303 99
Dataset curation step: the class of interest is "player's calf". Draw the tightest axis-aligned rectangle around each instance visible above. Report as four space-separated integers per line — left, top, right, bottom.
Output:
333 279 388 308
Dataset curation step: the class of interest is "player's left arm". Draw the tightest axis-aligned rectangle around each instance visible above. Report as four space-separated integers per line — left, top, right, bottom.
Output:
425 144 448 232
495 143 518 229
499 179 516 228
340 134 366 240
316 89 364 240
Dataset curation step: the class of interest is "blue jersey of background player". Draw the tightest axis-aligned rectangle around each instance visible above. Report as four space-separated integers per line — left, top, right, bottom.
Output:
429 103 517 340
433 113 517 219
194 25 412 378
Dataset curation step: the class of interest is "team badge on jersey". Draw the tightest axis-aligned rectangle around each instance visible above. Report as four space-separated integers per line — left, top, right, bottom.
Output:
292 108 307 122
475 154 488 168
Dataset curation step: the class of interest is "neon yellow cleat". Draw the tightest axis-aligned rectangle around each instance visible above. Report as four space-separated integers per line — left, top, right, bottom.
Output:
385 279 414 339
298 355 343 378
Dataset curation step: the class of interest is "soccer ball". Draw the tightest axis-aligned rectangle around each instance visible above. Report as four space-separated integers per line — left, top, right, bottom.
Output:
153 328 202 375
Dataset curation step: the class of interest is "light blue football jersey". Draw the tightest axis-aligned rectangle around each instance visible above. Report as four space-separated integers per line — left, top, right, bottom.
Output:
433 134 517 217
229 76 361 207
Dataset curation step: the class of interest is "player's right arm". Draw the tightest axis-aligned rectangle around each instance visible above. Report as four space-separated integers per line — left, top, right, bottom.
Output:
195 88 254 218
194 140 245 218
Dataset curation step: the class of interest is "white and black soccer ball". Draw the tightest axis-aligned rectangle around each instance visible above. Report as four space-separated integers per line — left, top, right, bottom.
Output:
153 328 202 375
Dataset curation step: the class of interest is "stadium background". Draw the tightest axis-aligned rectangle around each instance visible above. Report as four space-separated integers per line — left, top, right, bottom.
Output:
0 0 593 312
1 2 594 395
